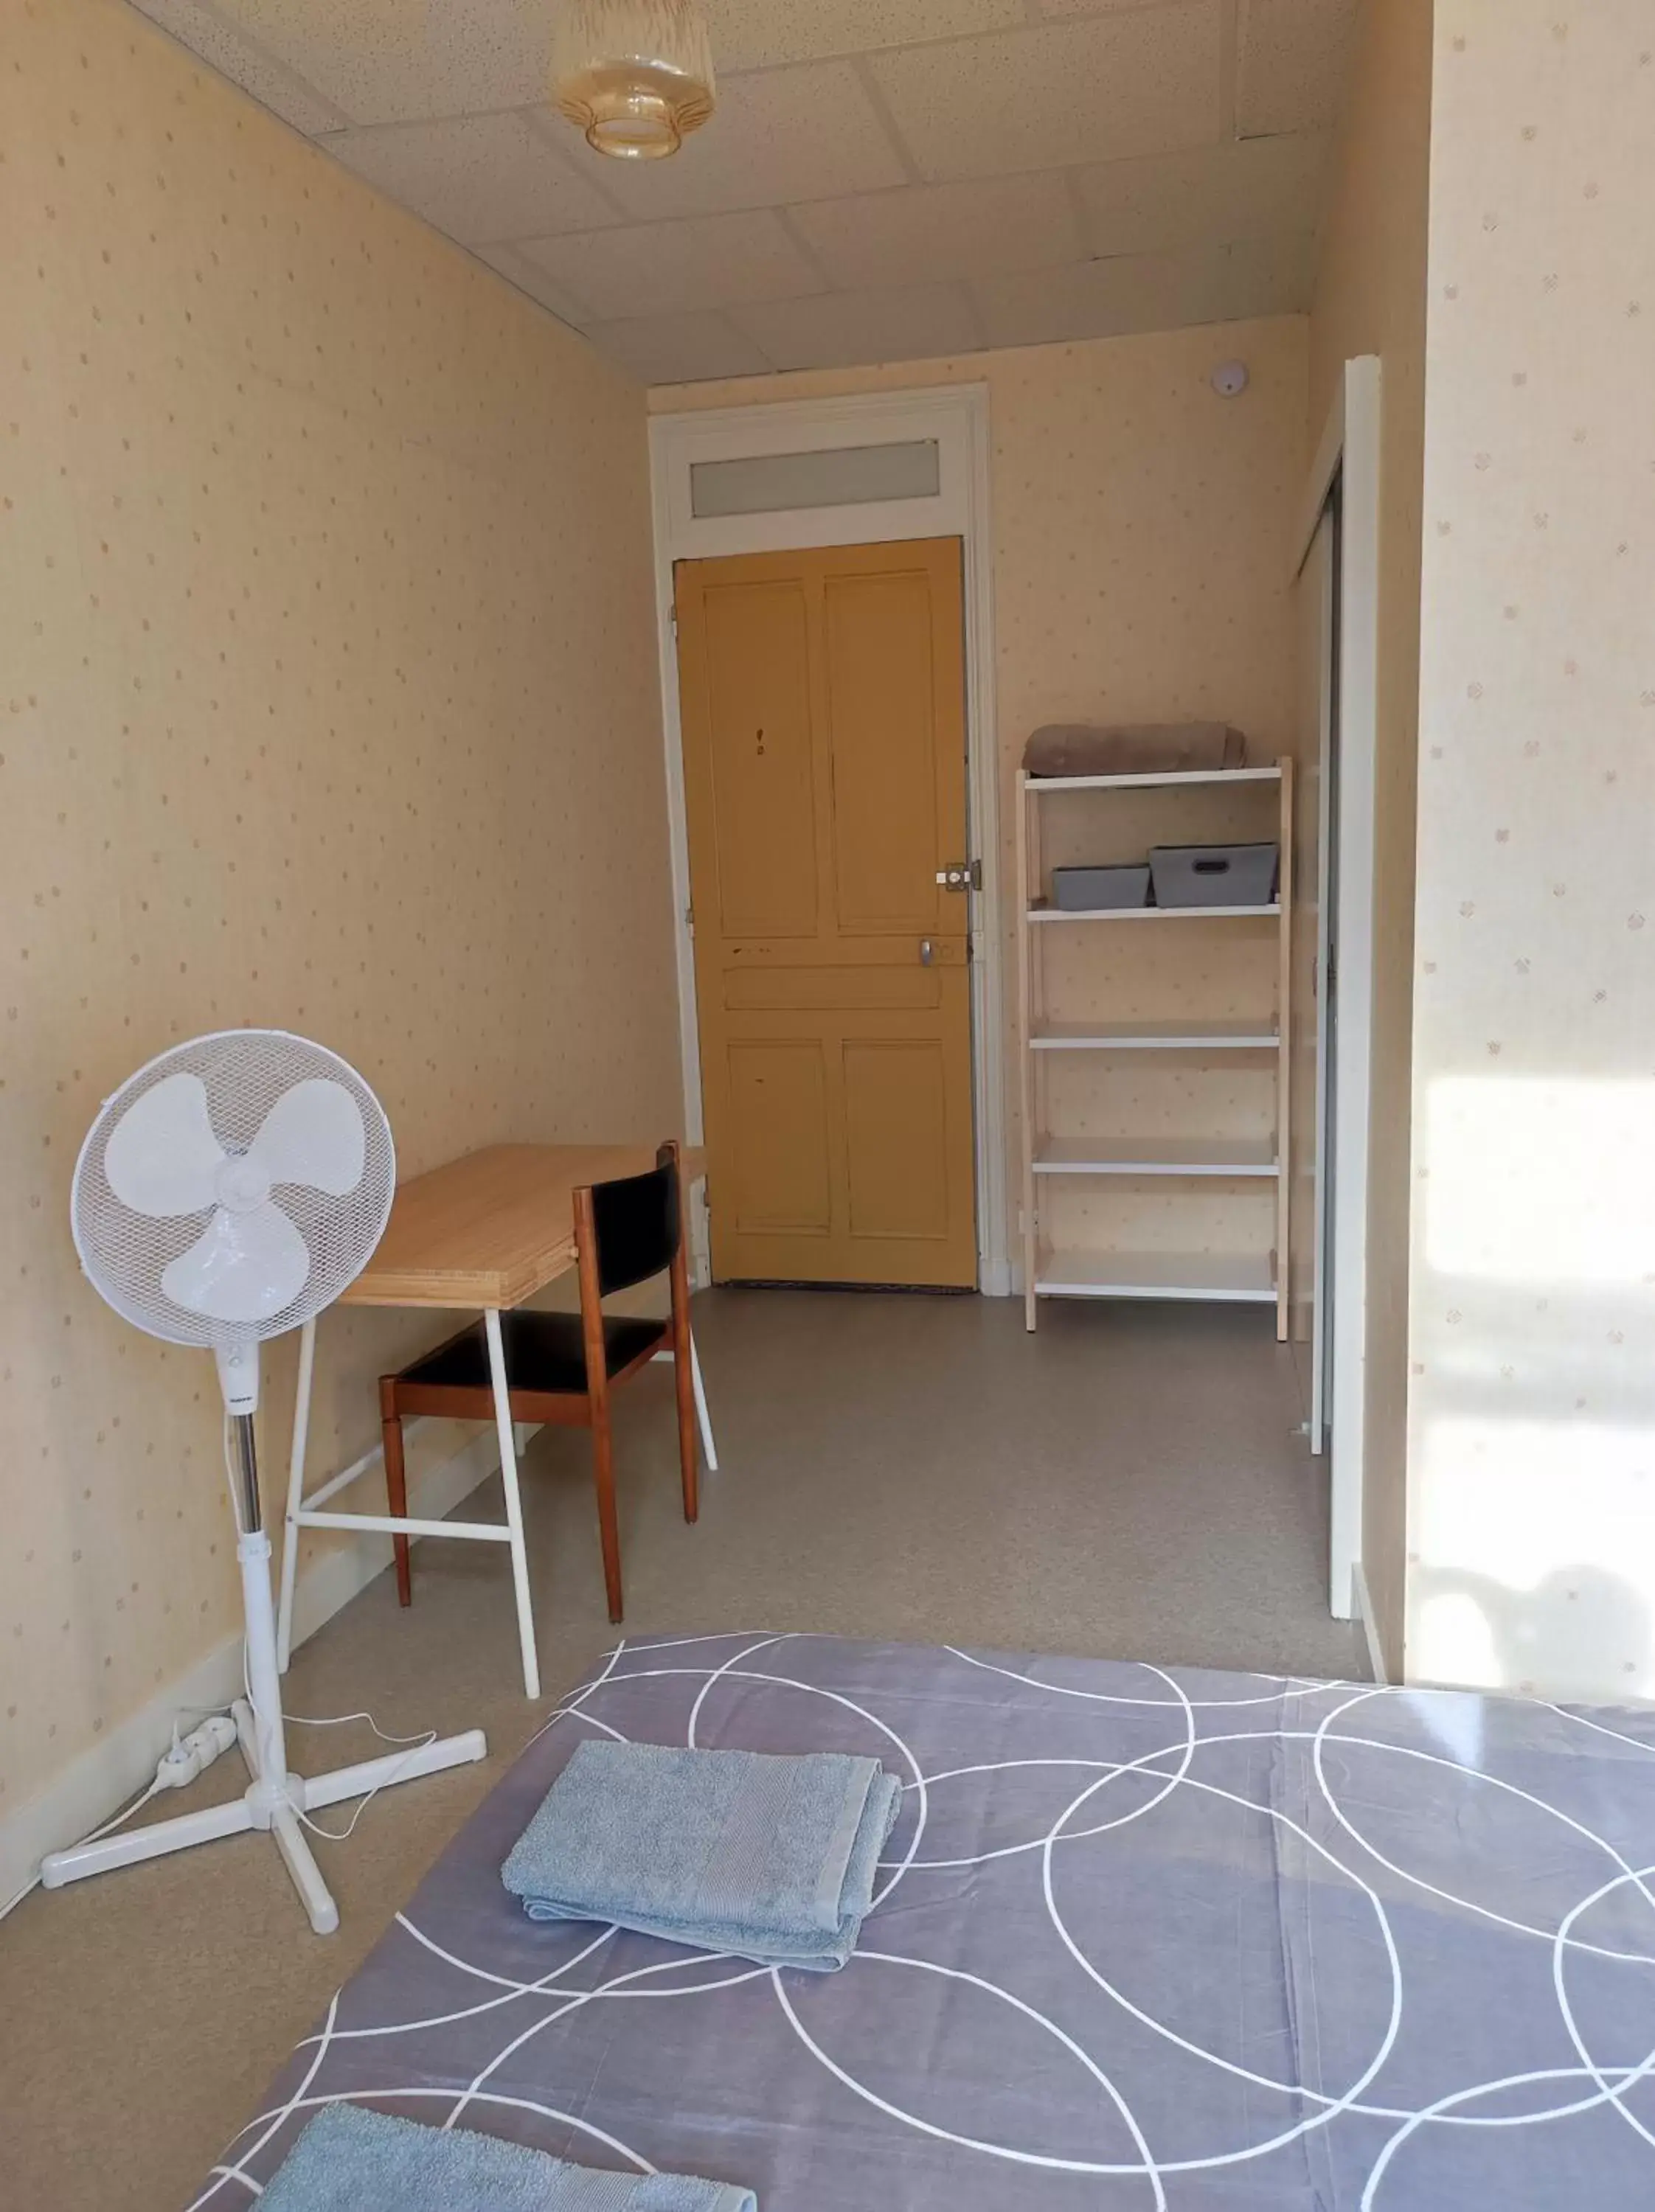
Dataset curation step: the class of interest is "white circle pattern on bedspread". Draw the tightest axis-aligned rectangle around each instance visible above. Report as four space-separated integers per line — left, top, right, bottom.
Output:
195 1634 1655 2211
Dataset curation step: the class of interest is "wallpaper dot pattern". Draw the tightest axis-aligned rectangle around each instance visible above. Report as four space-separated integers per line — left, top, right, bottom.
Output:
1 0 679 1815
1409 1 1655 1700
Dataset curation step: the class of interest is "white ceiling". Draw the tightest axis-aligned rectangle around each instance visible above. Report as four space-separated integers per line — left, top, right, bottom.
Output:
128 0 1361 384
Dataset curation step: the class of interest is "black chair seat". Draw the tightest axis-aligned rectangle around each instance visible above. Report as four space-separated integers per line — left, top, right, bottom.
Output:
398 1309 665 1396
381 1140 696 1627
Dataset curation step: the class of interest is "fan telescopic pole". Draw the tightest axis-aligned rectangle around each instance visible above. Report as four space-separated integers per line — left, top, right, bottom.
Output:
228 1411 261 1534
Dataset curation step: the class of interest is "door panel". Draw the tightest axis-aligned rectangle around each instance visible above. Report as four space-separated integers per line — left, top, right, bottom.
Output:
704 578 818 939
843 1039 951 1240
677 538 976 1287
726 1040 831 1234
823 569 945 934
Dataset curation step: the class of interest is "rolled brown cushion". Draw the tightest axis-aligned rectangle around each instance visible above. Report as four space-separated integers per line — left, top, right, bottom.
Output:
1022 722 1246 776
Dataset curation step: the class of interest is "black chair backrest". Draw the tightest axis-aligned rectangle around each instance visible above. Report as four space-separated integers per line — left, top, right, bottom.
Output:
589 1156 680 1298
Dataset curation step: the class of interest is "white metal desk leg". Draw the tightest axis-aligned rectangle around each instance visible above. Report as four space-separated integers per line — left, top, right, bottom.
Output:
690 1332 718 1473
275 1314 316 1674
484 1308 541 1700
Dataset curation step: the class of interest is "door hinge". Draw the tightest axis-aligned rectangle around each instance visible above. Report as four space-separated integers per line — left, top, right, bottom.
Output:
684 900 694 935
670 603 679 640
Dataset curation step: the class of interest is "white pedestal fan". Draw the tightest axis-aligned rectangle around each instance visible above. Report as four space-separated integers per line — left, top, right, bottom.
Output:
40 1030 487 1934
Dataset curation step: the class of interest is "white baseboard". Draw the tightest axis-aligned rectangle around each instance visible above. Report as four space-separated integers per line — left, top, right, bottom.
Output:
1 1628 247 1914
0 1422 509 1912
1353 1561 1389 1686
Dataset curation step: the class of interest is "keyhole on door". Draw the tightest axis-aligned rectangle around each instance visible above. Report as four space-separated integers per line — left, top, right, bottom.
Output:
756 726 766 757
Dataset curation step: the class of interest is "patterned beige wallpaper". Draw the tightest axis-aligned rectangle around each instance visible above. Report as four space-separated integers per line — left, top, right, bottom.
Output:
0 0 676 1819
1305 0 1432 1670
651 316 1310 1279
1408 1 1655 1699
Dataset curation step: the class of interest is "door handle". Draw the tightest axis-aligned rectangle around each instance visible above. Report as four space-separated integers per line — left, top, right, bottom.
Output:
919 938 934 967
934 860 981 892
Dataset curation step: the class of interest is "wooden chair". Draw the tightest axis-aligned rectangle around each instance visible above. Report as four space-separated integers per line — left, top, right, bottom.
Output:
380 1141 698 1624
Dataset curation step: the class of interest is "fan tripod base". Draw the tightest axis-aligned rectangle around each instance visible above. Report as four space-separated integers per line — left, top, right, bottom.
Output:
41 1699 487 1933
41 1509 488 1933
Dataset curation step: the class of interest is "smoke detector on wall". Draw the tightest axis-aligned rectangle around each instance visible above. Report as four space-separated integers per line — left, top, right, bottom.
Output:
1211 361 1250 399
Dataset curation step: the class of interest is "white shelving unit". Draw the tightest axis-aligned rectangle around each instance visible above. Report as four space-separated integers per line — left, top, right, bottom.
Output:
1016 762 1294 1335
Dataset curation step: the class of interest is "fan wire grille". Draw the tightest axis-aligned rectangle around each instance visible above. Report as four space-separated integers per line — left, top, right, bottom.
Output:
72 1030 396 1349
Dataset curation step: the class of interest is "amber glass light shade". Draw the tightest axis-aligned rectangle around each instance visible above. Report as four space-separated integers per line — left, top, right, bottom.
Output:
551 0 716 160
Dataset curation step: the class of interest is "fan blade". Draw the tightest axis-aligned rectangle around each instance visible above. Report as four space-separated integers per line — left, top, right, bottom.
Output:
246 1077 365 1196
103 1072 225 1218
161 1200 310 1324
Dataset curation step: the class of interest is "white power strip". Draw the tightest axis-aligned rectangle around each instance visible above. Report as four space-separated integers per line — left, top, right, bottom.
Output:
154 1713 239 1792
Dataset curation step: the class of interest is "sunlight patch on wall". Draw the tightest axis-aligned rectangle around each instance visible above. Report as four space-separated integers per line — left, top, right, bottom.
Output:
1415 1415 1655 1702
1426 1078 1655 1287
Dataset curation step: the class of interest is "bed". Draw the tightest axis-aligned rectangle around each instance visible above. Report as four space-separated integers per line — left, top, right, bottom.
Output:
195 1631 1655 2208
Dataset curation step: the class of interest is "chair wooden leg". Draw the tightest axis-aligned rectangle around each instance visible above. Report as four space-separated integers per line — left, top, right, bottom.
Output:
381 1385 412 1609
591 1401 623 1624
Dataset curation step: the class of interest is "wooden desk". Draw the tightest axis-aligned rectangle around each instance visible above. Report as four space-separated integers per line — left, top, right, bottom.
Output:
341 1143 707 1311
277 1142 707 1701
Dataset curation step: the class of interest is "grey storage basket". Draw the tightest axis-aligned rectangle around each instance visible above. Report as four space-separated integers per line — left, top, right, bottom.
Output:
1052 864 1151 911
1149 842 1279 908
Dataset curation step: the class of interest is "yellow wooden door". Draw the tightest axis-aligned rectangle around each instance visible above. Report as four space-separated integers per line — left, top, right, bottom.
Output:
676 538 976 1288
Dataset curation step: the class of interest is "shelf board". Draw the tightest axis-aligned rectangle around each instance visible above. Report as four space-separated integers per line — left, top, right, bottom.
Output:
1034 1248 1277 1304
1033 1136 1280 1178
1027 902 1280 924
1025 766 1283 794
1030 1020 1278 1052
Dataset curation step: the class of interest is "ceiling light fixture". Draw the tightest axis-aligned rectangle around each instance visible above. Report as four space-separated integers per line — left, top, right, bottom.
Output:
550 0 716 161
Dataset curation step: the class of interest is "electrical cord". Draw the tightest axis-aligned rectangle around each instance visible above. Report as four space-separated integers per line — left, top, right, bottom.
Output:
240 1644 437 1844
24 1426 426 1907
7 1764 182 1925
0 1875 40 1924
77 1774 164 1844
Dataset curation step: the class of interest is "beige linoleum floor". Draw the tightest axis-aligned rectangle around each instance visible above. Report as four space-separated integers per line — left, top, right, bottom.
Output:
1 1288 1362 2209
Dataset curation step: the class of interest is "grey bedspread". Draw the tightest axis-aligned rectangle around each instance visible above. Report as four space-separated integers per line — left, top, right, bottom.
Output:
195 1632 1655 2209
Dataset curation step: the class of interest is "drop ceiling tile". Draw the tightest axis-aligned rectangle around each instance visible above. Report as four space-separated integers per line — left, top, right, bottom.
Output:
973 253 1200 349
580 63 910 221
1075 133 1333 257
130 0 347 133
790 172 1085 290
1236 0 1361 137
584 310 775 385
1210 229 1319 317
1030 0 1197 13
517 210 825 323
729 282 980 373
701 0 1025 72
869 4 1225 182
471 242 594 328
319 113 622 247
973 231 1312 351
203 0 552 126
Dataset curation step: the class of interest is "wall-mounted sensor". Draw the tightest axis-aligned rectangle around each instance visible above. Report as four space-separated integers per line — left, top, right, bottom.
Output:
1211 361 1249 398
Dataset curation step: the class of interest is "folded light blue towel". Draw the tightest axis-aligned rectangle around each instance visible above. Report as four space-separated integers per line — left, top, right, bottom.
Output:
502 1739 901 1972
260 2105 756 2211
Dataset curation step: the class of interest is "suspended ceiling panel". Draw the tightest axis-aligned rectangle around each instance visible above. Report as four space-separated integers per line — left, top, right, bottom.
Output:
127 0 1360 385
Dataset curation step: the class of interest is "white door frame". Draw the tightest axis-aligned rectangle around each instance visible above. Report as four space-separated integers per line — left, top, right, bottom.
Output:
1307 498 1338 1458
647 384 1010 1296
1291 355 1381 1622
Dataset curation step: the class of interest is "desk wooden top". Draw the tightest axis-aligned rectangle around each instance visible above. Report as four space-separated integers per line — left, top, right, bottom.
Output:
339 1142 706 1311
